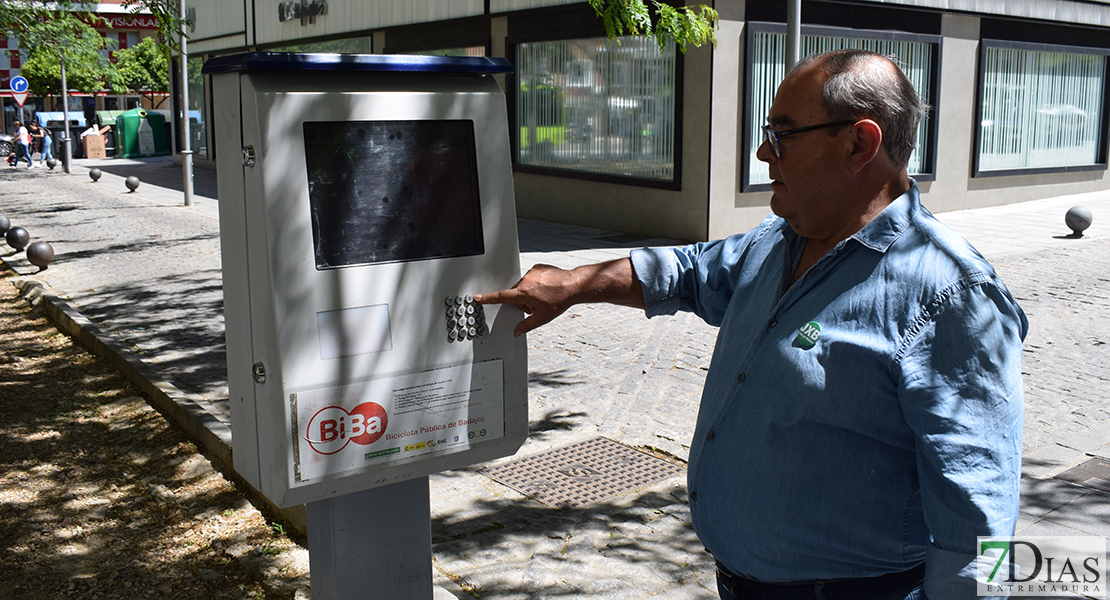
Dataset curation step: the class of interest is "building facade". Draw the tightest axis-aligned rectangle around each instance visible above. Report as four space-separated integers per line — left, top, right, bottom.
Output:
179 0 1110 241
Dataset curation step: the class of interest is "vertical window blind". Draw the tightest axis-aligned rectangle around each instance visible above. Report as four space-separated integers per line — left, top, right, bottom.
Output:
187 56 207 159
978 45 1105 173
515 36 677 182
407 47 487 57
749 31 934 186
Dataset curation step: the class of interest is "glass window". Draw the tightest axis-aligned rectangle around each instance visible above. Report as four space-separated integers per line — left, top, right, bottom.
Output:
747 28 935 187
515 36 677 183
271 37 372 54
405 47 487 57
977 43 1106 174
186 55 207 159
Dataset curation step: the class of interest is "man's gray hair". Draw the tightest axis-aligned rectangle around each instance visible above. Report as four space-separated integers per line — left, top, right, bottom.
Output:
794 49 929 167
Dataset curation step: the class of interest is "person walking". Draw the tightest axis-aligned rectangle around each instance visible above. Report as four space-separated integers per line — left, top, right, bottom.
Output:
29 121 52 167
13 121 33 168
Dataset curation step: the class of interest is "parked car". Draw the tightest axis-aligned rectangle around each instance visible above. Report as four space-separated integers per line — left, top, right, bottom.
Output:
0 133 13 157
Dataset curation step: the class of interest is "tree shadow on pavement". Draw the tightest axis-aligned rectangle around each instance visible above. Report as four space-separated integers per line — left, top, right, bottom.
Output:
429 475 714 599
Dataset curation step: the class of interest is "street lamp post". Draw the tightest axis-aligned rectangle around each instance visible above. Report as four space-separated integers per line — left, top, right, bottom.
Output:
179 0 193 206
60 56 72 175
786 0 801 71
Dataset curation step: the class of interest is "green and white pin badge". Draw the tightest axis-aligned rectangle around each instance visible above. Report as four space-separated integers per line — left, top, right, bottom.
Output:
794 321 822 349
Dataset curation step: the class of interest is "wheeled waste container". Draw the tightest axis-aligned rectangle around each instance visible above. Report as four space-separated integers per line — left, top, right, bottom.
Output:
115 108 170 158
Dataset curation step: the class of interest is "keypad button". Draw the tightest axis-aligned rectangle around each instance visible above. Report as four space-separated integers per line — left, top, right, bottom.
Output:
466 305 475 315
477 324 489 336
447 307 456 318
467 316 476 326
447 329 457 341
455 295 464 305
468 327 478 337
465 294 474 304
445 297 454 307
447 319 457 329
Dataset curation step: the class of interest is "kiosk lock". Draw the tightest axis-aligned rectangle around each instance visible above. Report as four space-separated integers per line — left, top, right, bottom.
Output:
252 362 267 384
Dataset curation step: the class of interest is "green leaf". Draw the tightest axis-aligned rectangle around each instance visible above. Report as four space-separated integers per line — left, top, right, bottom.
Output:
588 0 718 53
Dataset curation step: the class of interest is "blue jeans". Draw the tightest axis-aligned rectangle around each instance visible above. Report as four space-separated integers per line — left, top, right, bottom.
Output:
40 137 52 162
15 142 32 167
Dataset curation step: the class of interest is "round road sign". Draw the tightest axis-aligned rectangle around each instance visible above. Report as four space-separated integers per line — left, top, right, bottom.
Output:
10 76 28 93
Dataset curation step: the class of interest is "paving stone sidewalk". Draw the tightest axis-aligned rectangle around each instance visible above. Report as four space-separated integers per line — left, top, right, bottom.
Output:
2 157 1109 599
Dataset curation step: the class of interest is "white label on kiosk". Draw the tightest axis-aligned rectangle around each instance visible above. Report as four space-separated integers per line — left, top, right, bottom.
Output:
292 360 504 481
316 304 393 360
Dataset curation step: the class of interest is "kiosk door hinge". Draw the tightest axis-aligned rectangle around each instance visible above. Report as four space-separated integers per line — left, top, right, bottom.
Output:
252 362 267 384
242 146 256 167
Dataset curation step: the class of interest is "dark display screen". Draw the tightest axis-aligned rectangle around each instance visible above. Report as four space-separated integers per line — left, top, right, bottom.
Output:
303 120 484 270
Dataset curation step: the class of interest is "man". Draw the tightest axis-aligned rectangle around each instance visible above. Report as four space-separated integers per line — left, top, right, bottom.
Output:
477 49 1027 599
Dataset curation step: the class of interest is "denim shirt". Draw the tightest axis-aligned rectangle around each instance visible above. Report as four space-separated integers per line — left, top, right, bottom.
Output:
631 183 1027 599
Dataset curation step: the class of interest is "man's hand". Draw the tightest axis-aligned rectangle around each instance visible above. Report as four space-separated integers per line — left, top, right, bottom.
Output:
475 258 644 337
475 264 579 337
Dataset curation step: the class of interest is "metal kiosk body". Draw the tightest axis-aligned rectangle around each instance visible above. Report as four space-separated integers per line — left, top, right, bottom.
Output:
203 53 528 598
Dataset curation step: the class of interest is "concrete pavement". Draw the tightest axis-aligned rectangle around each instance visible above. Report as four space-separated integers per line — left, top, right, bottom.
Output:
2 156 1109 599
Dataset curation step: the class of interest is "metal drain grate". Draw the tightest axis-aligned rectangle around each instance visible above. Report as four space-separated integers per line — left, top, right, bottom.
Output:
1055 458 1110 493
480 437 685 508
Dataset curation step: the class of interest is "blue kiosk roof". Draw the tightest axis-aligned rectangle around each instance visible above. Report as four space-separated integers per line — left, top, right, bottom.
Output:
201 52 513 76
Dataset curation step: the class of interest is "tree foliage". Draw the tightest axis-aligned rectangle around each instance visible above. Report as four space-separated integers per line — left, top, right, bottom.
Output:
21 46 112 96
589 0 718 53
121 0 188 51
114 36 171 106
11 11 117 96
0 0 184 98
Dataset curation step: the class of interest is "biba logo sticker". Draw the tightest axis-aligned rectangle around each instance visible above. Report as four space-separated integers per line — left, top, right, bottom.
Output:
305 402 388 455
794 321 822 349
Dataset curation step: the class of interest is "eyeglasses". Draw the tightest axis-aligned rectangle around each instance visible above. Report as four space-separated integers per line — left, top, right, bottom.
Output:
761 120 856 159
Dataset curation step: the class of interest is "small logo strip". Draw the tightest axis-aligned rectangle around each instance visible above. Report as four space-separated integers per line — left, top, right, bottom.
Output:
794 321 822 349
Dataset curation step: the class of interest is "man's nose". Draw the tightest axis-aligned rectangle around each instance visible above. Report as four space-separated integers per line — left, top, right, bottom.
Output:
755 137 775 164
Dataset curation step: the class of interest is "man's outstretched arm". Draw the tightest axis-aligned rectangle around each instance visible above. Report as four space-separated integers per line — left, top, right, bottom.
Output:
475 259 644 337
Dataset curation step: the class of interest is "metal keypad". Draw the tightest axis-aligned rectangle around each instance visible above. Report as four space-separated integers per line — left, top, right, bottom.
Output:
445 295 489 342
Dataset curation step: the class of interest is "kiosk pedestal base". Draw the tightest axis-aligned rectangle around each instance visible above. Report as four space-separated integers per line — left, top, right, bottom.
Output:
306 477 433 599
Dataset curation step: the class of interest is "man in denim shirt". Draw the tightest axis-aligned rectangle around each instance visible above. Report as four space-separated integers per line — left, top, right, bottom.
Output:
478 49 1027 600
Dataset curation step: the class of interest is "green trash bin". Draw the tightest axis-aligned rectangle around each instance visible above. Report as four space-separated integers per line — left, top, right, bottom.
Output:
115 108 170 158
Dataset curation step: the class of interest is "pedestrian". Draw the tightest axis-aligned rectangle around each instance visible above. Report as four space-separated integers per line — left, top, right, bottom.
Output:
477 49 1027 599
13 121 33 168
29 121 51 167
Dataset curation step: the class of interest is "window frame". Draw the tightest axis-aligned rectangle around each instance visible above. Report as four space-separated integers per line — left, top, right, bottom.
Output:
505 30 685 190
742 22 941 192
972 38 1110 178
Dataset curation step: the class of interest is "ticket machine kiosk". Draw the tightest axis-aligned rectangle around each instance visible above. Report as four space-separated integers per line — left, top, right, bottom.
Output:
204 52 527 598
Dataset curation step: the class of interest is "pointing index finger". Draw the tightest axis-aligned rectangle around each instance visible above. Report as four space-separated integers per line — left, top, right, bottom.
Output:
474 289 517 305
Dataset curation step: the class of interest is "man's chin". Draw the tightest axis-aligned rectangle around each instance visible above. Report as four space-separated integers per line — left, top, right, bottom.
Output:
769 193 788 219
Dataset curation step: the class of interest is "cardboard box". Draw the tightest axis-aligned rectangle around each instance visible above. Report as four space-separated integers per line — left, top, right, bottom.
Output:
83 134 106 159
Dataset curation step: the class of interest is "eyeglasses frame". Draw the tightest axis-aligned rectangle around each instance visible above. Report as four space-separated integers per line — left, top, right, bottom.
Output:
761 120 857 158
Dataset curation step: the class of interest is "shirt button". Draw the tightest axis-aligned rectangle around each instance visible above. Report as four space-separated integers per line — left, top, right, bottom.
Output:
690 491 698 501
707 431 715 440
737 372 746 382
769 318 777 327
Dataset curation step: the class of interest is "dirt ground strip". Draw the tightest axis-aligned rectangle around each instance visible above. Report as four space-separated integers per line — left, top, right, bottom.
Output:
0 269 310 600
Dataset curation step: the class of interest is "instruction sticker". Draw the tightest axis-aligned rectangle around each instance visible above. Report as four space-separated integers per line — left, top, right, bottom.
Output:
291 360 504 482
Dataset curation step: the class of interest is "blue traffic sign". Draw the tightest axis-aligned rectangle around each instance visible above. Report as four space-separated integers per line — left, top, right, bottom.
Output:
10 76 28 93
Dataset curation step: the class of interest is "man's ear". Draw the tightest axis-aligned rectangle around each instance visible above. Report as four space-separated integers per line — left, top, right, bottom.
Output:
846 119 883 174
